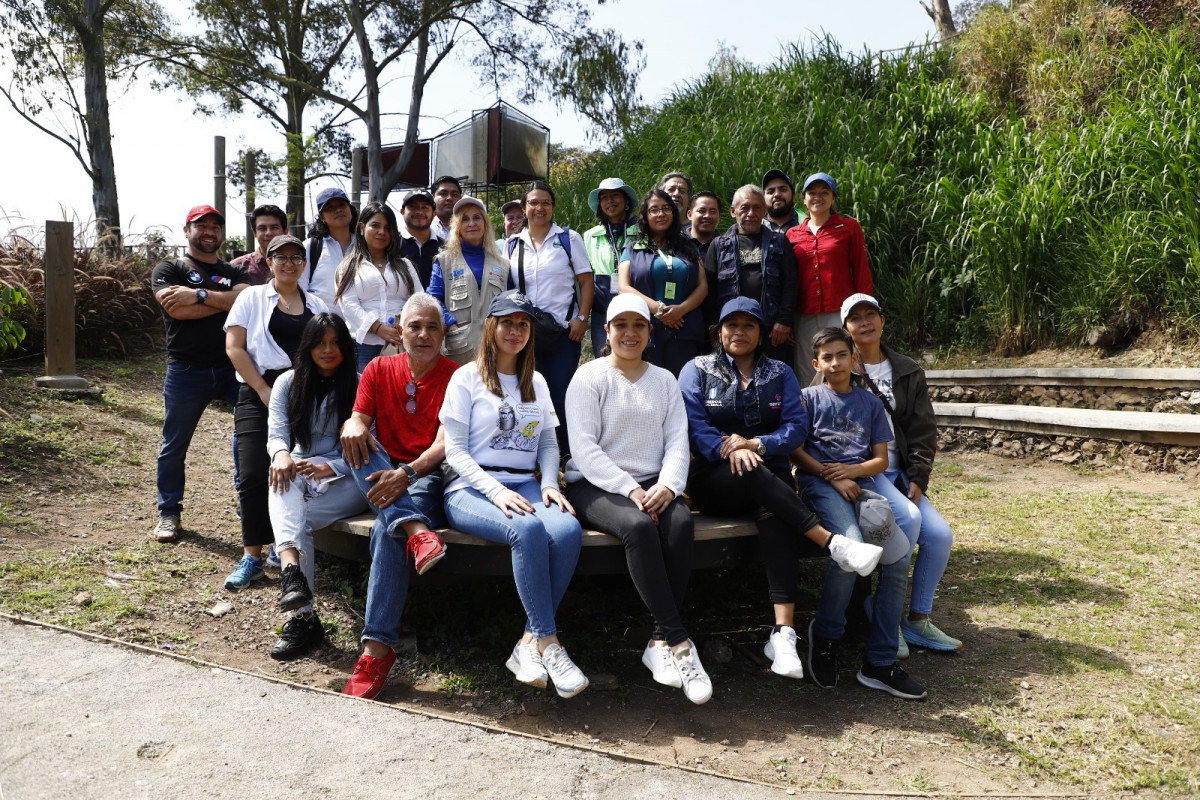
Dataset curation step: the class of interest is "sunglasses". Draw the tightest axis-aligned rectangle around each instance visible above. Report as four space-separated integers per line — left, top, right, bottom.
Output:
405 381 417 414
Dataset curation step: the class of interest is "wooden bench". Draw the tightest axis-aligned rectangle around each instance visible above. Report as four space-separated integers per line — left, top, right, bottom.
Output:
313 513 769 578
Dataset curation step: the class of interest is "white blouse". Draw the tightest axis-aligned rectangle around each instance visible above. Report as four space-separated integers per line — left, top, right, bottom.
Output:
335 257 424 345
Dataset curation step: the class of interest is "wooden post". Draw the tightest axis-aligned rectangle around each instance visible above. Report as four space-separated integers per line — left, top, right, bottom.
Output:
351 147 363 212
36 220 90 391
245 149 256 248
214 136 226 258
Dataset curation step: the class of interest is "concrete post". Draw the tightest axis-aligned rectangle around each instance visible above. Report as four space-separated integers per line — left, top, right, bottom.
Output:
351 148 363 212
36 220 90 391
245 149 257 249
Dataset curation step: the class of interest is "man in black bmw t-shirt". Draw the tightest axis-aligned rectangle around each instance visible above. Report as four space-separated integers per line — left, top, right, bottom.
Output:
150 205 252 541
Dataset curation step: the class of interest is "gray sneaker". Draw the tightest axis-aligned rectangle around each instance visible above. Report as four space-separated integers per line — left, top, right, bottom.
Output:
152 515 180 542
541 643 588 699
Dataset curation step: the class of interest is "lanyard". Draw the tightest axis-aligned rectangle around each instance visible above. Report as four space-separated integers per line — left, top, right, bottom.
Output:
656 248 676 282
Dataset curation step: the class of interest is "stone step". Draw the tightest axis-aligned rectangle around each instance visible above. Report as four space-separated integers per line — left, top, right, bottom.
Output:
934 402 1200 446
925 368 1200 413
925 367 1200 388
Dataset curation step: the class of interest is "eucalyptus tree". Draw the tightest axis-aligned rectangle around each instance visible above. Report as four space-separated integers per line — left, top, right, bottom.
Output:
0 0 169 252
153 0 357 233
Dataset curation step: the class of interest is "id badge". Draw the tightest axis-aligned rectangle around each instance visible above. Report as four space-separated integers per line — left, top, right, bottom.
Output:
664 281 677 301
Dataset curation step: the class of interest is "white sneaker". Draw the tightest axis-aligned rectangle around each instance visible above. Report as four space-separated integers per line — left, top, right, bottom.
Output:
763 626 805 679
641 641 682 688
151 515 180 542
829 534 883 576
505 641 548 689
541 643 588 699
673 642 712 705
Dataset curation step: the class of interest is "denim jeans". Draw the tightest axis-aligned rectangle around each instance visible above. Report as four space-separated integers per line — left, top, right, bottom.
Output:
268 460 368 615
799 473 911 667
345 441 446 647
876 470 953 616
535 336 582 454
355 343 384 375
444 481 582 640
157 362 240 517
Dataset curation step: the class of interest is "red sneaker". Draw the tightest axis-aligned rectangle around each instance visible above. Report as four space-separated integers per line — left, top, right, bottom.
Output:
406 530 447 575
342 649 397 700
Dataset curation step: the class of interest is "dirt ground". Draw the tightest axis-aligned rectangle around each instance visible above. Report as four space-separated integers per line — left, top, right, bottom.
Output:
1 350 1196 796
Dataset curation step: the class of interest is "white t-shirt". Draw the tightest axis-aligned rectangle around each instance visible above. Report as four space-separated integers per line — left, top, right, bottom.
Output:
439 363 558 494
863 358 899 470
303 236 348 309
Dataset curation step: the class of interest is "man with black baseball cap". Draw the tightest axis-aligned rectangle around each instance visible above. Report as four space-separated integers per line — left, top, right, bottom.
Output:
149 205 253 542
399 189 441 287
762 169 799 234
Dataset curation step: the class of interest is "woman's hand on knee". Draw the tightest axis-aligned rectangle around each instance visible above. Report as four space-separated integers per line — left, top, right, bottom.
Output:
640 484 675 516
728 448 762 475
269 452 297 493
492 488 535 518
543 487 576 515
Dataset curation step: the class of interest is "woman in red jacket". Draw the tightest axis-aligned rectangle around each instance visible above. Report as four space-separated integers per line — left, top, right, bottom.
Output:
786 172 872 385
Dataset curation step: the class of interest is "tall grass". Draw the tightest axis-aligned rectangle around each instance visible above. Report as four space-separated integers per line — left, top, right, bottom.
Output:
555 11 1200 352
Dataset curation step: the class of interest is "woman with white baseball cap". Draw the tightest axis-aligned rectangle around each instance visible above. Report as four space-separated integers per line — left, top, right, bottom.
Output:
563 293 711 704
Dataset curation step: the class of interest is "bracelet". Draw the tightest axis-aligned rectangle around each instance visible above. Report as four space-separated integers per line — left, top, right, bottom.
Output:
399 463 418 482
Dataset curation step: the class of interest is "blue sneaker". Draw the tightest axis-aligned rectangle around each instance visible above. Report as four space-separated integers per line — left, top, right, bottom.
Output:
264 545 282 570
224 554 265 591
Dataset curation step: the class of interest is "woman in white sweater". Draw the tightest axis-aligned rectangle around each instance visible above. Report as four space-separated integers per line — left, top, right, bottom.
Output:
563 293 712 705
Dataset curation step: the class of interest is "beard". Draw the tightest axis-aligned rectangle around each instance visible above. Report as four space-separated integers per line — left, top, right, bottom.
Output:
769 200 795 218
191 236 221 254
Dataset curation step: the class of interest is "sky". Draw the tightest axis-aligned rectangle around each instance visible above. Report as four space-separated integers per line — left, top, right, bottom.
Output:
0 1 937 246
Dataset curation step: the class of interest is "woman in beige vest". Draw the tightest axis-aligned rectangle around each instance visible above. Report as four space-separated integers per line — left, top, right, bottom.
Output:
428 197 512 364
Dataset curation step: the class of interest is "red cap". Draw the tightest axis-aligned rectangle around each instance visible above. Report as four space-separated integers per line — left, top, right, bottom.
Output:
185 205 225 225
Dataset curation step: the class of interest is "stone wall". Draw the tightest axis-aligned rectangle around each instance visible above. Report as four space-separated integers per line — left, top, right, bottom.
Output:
937 427 1200 477
929 384 1200 413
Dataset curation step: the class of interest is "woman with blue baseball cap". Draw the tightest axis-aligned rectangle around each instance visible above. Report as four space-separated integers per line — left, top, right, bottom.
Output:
678 297 884 680
582 178 639 354
787 172 873 385
303 187 358 307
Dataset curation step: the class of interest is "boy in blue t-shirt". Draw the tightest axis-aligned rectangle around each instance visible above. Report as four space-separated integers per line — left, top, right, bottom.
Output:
794 327 927 700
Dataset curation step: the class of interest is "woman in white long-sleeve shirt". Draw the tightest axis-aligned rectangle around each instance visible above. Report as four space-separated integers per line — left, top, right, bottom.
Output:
438 289 588 700
334 201 422 373
563 293 712 705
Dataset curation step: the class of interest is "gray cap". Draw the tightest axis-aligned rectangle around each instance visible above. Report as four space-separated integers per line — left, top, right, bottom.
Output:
855 489 910 565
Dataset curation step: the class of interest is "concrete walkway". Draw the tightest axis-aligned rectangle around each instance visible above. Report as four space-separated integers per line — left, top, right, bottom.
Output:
0 622 830 800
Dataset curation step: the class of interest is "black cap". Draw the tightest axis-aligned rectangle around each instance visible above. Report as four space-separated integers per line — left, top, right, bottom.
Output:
487 289 539 319
402 189 435 209
762 169 793 189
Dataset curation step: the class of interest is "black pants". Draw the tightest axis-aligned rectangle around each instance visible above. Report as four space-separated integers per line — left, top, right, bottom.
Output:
566 477 694 646
233 375 282 549
689 461 824 605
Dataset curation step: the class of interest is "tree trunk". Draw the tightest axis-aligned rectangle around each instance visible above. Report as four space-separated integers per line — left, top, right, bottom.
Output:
81 0 122 255
921 0 958 41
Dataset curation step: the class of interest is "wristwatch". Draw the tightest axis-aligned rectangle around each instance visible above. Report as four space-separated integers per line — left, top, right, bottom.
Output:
755 441 767 457
398 463 418 482
196 288 209 304
574 314 587 323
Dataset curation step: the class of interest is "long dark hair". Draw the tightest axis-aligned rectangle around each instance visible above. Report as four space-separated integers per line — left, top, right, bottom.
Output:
633 189 698 261
334 202 415 302
307 197 360 240
288 313 358 453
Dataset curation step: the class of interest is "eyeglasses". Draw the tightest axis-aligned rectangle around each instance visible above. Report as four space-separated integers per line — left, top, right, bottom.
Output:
646 205 673 216
405 381 417 414
271 254 305 265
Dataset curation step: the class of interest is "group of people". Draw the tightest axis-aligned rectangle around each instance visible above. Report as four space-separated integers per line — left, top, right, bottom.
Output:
149 166 957 705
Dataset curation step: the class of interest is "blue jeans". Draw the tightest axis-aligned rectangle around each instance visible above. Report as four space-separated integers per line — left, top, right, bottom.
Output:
268 459 369 615
590 274 614 355
444 482 582 639
535 336 582 453
346 442 446 647
355 343 384 375
875 470 953 617
799 473 911 667
157 362 240 517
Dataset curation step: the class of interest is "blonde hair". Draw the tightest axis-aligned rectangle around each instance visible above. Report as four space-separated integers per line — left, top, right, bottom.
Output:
474 315 536 403
442 204 506 265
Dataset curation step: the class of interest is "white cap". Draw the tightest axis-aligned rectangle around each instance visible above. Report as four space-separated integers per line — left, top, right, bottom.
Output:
606 293 652 323
840 293 880 325
452 196 487 215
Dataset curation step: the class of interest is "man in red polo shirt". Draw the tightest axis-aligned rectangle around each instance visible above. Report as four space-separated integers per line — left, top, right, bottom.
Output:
337 292 459 699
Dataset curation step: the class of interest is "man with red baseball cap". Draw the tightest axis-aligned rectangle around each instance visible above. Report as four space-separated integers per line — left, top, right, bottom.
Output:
149 205 253 542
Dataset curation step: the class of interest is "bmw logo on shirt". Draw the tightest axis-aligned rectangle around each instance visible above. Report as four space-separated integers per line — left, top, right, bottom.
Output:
187 271 203 284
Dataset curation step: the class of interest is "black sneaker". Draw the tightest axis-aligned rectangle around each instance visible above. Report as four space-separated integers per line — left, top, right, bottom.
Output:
807 618 838 689
269 613 323 661
856 661 927 700
279 564 313 612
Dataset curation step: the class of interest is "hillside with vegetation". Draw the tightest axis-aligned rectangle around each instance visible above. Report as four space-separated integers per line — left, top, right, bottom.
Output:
555 0 1200 355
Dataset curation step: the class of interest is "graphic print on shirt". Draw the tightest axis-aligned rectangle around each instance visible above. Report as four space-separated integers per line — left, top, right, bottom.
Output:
824 412 869 459
489 399 540 451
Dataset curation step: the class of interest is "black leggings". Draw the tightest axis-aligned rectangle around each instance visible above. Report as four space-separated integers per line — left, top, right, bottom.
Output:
566 478 694 647
233 379 279 549
688 461 825 605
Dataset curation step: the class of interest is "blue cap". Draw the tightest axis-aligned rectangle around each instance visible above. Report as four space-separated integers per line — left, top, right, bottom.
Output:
315 187 350 212
802 172 838 196
718 297 765 325
487 289 539 319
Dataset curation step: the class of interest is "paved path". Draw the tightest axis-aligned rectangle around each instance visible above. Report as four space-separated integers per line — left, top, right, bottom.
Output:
0 622 837 800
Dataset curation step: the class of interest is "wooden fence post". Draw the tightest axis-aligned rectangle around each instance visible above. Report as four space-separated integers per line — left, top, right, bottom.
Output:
36 220 90 391
245 149 257 248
